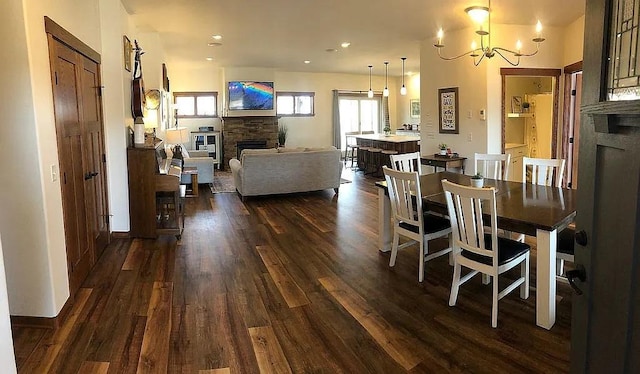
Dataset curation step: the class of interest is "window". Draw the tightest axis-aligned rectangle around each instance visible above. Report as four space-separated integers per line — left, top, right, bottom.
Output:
174 92 218 118
338 94 382 150
276 92 315 116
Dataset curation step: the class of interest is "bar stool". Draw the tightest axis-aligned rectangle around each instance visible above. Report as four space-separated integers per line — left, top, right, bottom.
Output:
381 149 399 175
366 147 382 176
345 133 359 168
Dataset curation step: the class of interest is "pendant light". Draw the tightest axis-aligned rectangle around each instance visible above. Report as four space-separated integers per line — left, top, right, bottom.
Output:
400 57 407 96
383 61 389 97
367 65 374 98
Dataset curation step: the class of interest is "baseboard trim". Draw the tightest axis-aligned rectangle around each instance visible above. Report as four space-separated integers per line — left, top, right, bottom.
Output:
11 295 73 330
111 231 130 239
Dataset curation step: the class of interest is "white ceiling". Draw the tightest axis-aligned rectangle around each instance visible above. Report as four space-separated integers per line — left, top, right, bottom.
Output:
121 0 585 77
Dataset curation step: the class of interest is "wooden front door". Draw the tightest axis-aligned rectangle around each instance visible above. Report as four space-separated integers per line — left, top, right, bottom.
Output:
47 23 109 295
572 0 640 372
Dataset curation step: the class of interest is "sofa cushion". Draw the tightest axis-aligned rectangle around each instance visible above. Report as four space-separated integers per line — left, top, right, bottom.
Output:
240 148 278 164
277 147 305 153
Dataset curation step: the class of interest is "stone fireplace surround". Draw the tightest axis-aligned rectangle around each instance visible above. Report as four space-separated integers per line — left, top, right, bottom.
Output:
221 116 278 170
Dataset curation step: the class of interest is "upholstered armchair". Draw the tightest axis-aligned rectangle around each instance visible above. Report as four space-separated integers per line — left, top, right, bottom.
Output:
181 150 215 184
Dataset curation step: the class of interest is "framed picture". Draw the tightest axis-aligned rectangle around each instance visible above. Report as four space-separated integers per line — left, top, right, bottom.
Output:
511 96 522 113
123 36 132 72
438 87 459 134
410 99 420 118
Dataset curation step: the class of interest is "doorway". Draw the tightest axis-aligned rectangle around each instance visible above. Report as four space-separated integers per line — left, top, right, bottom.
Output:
45 17 110 295
561 62 583 189
501 68 561 182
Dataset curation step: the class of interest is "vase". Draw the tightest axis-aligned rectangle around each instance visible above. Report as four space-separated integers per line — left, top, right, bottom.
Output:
439 149 447 155
470 178 484 188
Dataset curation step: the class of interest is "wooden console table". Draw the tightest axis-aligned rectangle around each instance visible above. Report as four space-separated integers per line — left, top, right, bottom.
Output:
421 155 467 174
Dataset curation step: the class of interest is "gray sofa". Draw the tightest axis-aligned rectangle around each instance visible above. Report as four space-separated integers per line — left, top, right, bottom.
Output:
229 147 342 198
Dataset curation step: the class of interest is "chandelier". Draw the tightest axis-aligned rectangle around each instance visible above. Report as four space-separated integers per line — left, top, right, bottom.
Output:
433 0 545 66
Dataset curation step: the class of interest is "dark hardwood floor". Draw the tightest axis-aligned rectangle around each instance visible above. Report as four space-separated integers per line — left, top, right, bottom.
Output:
12 169 572 373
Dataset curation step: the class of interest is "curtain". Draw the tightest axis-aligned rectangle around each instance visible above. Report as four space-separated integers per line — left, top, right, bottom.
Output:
332 89 341 148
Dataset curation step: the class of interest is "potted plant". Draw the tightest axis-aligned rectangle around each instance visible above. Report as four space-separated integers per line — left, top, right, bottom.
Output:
277 124 288 147
438 143 448 155
470 173 484 188
383 125 392 136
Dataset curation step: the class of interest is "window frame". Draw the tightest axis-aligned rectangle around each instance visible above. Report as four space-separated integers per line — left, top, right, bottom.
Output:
276 91 315 117
173 91 218 118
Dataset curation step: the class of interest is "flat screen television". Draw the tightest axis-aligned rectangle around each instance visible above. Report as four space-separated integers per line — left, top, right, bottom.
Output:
228 81 274 110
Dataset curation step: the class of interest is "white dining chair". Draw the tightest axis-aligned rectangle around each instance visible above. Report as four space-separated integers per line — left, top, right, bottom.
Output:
522 157 572 274
442 179 530 328
390 152 424 174
383 166 452 282
522 157 566 187
474 153 511 180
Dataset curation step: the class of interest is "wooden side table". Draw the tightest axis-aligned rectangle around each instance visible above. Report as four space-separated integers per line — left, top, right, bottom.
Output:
181 166 199 197
421 155 467 174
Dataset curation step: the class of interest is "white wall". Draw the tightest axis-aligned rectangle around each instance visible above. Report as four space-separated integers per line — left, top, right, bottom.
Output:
395 74 421 127
0 0 60 318
0 236 17 373
99 0 135 233
564 15 585 66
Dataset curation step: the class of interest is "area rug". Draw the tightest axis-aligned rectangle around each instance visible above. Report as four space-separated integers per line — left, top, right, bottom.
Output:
210 170 236 193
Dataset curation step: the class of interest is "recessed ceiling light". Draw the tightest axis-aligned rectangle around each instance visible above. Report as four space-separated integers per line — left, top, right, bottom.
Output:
206 57 213 61
326 48 338 53
304 60 311 64
208 42 223 47
212 35 222 40
341 42 351 48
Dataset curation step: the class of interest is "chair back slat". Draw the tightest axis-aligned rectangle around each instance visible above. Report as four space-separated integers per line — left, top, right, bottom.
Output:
522 157 566 187
442 180 498 263
474 153 511 180
383 167 422 231
390 152 423 174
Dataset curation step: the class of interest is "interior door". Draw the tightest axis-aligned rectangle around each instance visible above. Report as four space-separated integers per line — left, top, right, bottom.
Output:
47 27 109 295
80 55 109 257
48 36 93 294
572 0 640 372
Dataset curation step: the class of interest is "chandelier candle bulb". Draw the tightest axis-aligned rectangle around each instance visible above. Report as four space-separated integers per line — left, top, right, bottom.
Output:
437 29 444 46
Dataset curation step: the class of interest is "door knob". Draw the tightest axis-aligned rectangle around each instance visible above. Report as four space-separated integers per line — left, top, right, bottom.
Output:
566 265 587 295
575 230 588 246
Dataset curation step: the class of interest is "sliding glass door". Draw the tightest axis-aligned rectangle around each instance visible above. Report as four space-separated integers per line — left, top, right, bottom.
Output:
338 96 381 150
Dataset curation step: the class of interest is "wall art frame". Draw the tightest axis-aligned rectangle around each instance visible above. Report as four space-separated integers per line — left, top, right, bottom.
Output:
438 87 459 134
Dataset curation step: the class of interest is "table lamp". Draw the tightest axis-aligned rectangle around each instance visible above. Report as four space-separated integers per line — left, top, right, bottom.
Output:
165 127 189 160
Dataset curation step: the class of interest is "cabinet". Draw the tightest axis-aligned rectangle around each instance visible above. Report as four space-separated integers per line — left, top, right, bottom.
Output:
127 139 184 239
506 144 528 182
191 131 221 169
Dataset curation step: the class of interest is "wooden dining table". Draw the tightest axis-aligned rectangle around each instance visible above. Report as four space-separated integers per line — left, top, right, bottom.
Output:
376 171 577 330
